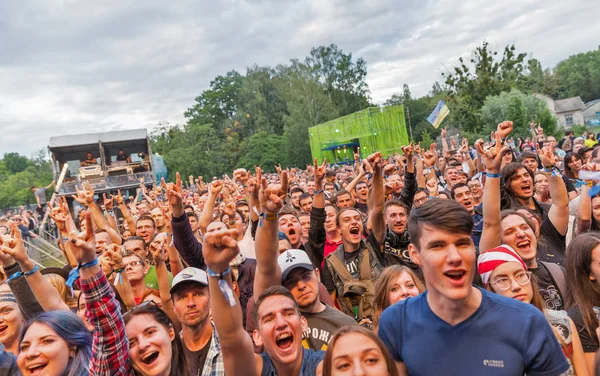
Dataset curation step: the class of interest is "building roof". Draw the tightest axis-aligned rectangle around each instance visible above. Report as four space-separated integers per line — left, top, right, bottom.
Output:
48 129 148 149
585 99 600 109
554 97 585 113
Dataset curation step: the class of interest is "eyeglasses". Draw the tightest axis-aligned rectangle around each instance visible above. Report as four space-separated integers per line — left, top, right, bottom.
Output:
123 299 159 319
489 271 532 290
124 260 143 269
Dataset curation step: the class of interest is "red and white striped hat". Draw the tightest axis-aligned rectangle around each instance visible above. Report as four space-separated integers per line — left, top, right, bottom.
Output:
477 245 527 286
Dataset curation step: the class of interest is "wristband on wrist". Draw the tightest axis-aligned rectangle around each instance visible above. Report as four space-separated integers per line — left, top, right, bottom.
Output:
206 266 237 307
486 172 501 178
314 189 324 195
66 258 99 296
259 212 278 227
113 267 125 273
6 263 40 282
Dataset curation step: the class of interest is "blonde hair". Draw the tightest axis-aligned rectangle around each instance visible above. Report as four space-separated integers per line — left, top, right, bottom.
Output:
44 273 78 310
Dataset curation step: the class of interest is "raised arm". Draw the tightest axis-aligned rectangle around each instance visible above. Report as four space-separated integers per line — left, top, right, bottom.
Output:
0 224 70 312
199 180 223 235
149 241 180 330
539 147 569 235
203 228 257 376
577 185 593 235
72 212 130 376
369 152 386 246
253 175 285 297
344 161 366 194
114 190 137 237
478 123 511 253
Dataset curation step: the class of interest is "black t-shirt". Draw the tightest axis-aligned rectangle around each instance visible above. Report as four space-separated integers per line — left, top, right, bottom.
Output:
531 263 564 311
567 305 599 353
354 202 368 215
561 174 576 193
183 336 211 375
538 217 567 266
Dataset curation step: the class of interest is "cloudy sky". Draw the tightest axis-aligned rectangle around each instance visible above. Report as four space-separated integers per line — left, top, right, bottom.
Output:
1 0 599 157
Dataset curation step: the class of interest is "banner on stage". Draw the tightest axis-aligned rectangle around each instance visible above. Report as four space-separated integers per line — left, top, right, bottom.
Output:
427 100 450 129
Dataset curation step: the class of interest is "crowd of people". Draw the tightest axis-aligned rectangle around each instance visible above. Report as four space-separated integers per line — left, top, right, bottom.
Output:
0 120 598 375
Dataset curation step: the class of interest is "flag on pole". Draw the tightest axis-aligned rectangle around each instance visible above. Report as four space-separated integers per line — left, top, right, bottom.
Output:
427 100 450 129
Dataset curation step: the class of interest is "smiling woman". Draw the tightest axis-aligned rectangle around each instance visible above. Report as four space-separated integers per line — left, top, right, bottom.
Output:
17 311 92 376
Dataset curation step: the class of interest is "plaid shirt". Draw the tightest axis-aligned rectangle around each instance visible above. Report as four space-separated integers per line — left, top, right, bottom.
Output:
81 269 131 376
186 322 225 376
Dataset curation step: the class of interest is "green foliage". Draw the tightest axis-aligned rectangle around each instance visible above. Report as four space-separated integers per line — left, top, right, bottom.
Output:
238 131 285 172
480 89 558 139
442 41 528 133
0 153 53 209
152 44 366 177
554 47 600 102
420 130 433 150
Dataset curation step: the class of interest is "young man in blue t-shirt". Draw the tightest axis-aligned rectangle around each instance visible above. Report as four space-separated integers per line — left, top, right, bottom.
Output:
378 198 569 376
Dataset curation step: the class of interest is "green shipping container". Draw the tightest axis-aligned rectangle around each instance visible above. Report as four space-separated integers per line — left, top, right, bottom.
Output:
309 106 409 164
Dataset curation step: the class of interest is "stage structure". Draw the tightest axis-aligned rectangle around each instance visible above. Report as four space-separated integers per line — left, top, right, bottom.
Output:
308 105 409 164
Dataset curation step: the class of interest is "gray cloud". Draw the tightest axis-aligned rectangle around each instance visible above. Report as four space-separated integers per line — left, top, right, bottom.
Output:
0 0 598 157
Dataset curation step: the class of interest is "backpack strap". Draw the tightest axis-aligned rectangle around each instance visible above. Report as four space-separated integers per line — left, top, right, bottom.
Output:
540 261 567 303
359 249 371 280
326 253 354 283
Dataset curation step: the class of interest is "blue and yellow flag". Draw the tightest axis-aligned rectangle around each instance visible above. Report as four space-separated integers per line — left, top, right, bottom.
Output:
427 100 450 129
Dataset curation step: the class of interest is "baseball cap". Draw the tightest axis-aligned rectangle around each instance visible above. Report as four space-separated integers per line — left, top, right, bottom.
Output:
278 249 314 282
170 267 208 294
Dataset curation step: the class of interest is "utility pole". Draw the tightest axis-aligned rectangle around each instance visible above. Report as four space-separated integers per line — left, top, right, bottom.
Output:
406 105 414 141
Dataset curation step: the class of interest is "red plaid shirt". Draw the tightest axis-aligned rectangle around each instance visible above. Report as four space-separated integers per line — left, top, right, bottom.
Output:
81 269 132 376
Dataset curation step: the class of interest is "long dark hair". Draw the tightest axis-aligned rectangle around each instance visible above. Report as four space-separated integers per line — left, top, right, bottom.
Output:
501 163 535 210
123 303 190 376
322 325 399 376
20 311 92 376
565 233 600 337
563 152 581 180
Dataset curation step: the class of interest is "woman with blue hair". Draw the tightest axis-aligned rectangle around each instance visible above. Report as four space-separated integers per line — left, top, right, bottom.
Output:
17 311 91 376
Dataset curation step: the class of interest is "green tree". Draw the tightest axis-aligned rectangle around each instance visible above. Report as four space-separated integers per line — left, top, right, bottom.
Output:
555 47 600 102
3 153 29 174
277 61 338 167
237 131 285 171
521 58 559 97
442 41 528 133
305 44 371 116
480 89 558 139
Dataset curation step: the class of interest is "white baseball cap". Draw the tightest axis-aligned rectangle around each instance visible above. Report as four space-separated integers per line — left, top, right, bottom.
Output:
170 267 208 294
278 249 314 282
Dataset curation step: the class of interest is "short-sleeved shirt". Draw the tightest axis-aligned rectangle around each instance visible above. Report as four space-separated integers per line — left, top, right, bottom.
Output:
378 287 569 376
144 265 173 290
530 263 565 311
34 187 47 205
260 348 324 376
301 305 357 351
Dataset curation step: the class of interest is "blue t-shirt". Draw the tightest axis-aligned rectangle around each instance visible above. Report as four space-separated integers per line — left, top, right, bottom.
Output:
378 288 569 376
260 348 324 376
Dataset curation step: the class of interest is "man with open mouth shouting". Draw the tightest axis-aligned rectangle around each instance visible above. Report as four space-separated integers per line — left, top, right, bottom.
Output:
202 227 324 376
378 199 569 375
321 151 387 326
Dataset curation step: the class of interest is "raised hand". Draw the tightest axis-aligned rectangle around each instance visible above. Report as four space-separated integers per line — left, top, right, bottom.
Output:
366 152 383 169
259 178 284 214
114 190 124 205
0 224 28 264
422 151 437 167
202 228 240 273
104 244 124 270
72 183 95 206
538 147 557 168
102 193 114 211
496 121 513 139
65 211 96 264
161 172 184 209
313 158 327 186
149 239 167 263
401 142 415 160
460 138 469 153
274 163 282 175
475 132 508 174
210 180 224 196
441 128 447 138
